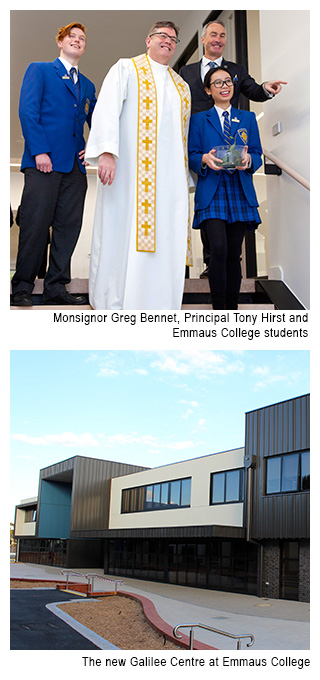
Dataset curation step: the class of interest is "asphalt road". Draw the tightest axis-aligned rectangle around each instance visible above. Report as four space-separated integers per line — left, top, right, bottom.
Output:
10 589 100 650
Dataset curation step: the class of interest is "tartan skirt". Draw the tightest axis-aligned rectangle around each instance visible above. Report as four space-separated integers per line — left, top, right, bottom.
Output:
193 170 261 231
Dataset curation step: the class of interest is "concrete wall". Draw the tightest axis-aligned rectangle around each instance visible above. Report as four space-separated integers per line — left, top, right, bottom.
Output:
14 507 36 536
259 10 310 307
109 448 244 530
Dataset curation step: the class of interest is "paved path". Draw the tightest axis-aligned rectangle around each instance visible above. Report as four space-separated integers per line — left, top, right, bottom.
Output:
11 563 310 650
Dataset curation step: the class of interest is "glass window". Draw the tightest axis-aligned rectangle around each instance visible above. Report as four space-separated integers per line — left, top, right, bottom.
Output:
160 482 169 507
266 451 310 494
170 480 181 507
121 489 130 513
226 470 242 502
211 472 225 503
211 469 243 504
145 485 153 509
281 454 299 492
266 457 281 494
121 477 192 513
153 484 161 509
301 451 310 490
181 477 191 506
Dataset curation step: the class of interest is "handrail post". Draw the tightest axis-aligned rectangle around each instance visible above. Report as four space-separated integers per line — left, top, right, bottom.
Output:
189 627 195 650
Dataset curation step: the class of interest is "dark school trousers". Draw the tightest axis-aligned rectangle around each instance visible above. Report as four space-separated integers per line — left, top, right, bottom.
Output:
12 158 87 301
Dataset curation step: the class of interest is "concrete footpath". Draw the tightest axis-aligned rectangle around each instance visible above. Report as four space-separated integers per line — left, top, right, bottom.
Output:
10 562 310 650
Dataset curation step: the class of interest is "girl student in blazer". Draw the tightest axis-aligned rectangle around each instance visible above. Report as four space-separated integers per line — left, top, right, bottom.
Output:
188 67 263 310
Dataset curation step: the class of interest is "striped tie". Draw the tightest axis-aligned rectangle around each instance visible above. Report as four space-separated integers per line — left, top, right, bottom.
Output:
222 110 234 174
70 67 80 102
222 110 232 145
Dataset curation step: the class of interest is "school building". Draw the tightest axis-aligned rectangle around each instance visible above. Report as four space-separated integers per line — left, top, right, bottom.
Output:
14 394 310 602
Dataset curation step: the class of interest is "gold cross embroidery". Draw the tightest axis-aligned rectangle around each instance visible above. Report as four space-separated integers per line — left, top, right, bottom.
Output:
143 116 152 130
142 199 151 214
142 157 151 172
142 177 151 192
143 95 152 110
142 137 152 151
142 221 151 236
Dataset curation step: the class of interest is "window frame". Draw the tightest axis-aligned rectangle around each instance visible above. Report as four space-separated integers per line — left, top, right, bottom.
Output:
265 450 310 496
210 468 244 505
121 476 192 514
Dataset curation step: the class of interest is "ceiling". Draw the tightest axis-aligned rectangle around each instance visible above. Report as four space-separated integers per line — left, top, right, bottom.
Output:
10 10 195 160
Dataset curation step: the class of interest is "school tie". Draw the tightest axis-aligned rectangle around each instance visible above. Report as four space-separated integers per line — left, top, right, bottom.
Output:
69 67 80 102
222 110 234 174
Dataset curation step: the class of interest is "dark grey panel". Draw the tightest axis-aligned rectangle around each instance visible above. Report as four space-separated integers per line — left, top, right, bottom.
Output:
245 395 310 540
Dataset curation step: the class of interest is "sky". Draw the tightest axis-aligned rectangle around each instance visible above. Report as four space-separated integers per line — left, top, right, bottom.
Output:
10 349 310 521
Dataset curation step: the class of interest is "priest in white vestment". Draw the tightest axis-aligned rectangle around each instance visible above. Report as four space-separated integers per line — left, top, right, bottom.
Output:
85 21 192 310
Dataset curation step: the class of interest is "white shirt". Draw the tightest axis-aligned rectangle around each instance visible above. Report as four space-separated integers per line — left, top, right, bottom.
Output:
59 57 78 82
214 104 232 132
200 56 223 82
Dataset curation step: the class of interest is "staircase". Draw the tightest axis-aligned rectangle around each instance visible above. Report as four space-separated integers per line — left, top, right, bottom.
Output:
10 277 279 309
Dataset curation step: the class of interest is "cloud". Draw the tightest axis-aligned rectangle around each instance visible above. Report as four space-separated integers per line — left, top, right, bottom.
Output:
151 351 244 378
98 368 118 377
13 430 196 454
12 432 100 447
166 441 195 450
251 364 301 390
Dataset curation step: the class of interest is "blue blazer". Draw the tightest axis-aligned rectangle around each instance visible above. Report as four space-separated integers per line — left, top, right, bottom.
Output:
19 58 96 174
188 106 262 212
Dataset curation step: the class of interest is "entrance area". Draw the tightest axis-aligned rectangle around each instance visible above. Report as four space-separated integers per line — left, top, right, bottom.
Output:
280 541 300 601
105 538 258 595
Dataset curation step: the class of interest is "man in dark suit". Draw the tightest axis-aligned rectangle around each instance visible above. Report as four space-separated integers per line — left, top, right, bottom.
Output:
180 20 286 115
180 20 286 276
11 22 96 306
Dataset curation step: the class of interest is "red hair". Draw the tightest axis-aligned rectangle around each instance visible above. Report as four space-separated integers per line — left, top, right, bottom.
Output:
56 22 86 44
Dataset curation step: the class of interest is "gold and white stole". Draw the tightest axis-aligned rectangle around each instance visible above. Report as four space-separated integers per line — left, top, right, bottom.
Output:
132 53 193 266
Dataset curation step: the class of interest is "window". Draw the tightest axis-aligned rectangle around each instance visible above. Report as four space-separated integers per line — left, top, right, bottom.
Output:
210 469 244 504
266 451 310 494
121 477 191 513
24 508 37 523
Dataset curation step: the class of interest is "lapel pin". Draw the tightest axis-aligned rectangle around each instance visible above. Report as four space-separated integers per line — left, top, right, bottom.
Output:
62 74 70 79
232 117 240 123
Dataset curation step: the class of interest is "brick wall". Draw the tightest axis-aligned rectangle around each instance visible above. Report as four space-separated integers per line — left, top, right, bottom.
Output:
261 541 280 599
299 540 310 603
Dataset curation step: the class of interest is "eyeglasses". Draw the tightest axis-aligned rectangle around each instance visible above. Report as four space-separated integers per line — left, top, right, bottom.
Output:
210 78 234 88
149 31 180 45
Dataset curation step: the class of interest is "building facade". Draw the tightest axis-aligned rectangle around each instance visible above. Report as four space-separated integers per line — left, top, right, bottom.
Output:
14 394 310 601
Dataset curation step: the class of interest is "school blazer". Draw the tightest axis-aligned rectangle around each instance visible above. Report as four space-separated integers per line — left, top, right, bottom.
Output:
19 58 96 173
188 106 263 212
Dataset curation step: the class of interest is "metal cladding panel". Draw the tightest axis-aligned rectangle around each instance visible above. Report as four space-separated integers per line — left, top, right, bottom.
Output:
69 457 147 533
40 457 76 480
245 394 309 461
245 395 310 540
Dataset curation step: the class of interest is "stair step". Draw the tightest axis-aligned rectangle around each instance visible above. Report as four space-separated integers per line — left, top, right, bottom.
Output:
11 278 275 309
184 278 256 294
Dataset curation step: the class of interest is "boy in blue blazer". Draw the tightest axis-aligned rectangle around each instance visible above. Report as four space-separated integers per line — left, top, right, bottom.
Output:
12 22 96 306
188 67 262 309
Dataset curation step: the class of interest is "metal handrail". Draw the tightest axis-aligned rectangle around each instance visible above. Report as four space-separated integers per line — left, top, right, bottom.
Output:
85 573 124 593
173 623 255 650
60 569 89 590
263 148 310 191
60 570 124 593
